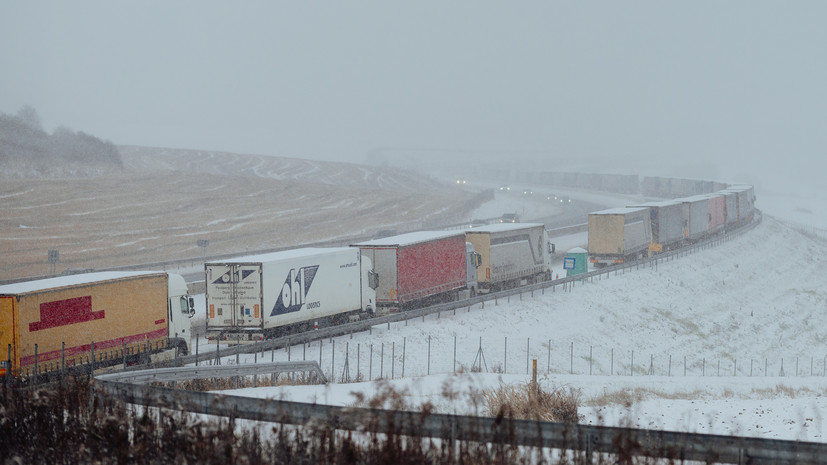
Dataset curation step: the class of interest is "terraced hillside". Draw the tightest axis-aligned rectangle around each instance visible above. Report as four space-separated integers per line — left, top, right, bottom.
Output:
0 147 476 281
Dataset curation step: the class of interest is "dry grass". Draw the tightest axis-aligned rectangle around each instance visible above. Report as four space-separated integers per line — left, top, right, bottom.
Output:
483 381 583 423
587 387 708 407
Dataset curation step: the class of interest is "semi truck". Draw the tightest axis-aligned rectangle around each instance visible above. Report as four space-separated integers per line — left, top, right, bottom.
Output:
0 271 194 378
351 231 474 312
464 223 552 293
588 207 653 267
205 247 377 342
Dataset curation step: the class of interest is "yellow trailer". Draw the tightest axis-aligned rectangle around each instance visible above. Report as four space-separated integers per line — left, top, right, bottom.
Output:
588 207 652 267
0 271 193 378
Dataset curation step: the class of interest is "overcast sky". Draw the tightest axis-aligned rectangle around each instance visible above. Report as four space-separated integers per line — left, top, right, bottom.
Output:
2 2 825 192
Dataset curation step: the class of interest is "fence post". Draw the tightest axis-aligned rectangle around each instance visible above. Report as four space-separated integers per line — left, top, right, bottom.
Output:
332 339 335 381
526 338 530 375
453 336 457 374
90 341 95 375
402 338 406 378
391 342 395 380
570 342 573 375
427 336 431 376
590 346 593 375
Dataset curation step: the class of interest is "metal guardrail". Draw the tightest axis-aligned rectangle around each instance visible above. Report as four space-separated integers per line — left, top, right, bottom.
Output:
547 222 588 237
94 372 827 464
97 360 326 385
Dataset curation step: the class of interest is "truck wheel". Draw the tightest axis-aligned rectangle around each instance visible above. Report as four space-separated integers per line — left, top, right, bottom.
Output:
177 341 189 356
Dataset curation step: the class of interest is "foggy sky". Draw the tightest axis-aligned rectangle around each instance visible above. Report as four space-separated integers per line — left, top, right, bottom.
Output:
2 2 825 192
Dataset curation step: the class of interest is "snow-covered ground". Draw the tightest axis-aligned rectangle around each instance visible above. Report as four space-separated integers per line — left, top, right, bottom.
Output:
197 188 827 442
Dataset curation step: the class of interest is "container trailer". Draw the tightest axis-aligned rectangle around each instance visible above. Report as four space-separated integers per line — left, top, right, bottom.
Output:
464 223 552 292
0 271 194 378
722 185 755 225
352 231 472 312
588 207 653 267
704 193 727 235
680 195 710 241
722 191 738 226
627 200 685 252
205 247 376 343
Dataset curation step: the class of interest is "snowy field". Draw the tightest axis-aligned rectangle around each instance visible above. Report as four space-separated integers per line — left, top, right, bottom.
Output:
197 189 827 443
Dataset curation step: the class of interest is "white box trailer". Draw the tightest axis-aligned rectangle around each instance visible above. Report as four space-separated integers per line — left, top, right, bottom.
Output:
627 200 685 252
721 185 755 225
464 223 552 292
205 247 376 342
681 195 710 241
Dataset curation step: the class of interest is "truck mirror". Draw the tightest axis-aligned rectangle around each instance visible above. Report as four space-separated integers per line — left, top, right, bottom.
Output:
474 252 482 267
188 296 196 317
368 270 380 290
549 242 556 254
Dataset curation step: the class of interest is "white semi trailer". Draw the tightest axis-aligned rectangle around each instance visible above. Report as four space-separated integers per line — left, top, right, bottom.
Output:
205 247 377 343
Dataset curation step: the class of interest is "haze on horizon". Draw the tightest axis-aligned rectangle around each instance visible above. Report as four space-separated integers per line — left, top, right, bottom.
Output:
1 1 825 194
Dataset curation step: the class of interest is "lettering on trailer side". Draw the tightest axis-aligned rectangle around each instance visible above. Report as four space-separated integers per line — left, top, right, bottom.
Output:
29 296 105 332
271 265 319 316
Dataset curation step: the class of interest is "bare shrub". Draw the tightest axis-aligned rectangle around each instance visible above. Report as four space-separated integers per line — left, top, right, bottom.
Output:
483 382 583 423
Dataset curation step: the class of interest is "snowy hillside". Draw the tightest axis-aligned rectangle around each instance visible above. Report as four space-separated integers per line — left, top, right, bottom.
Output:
209 195 827 442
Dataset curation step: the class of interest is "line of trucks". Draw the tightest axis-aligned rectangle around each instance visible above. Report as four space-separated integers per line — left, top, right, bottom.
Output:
0 224 553 376
203 223 553 343
588 185 755 267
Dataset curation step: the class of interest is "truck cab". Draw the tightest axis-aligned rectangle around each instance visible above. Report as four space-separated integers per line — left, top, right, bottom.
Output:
166 273 195 354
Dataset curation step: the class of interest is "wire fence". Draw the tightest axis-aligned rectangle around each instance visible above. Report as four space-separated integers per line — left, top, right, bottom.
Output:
203 329 827 384
783 221 827 241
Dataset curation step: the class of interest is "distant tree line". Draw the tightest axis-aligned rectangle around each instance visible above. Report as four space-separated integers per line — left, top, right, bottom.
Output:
0 105 122 169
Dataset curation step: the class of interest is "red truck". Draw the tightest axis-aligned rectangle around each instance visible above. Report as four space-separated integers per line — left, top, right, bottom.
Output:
351 231 469 312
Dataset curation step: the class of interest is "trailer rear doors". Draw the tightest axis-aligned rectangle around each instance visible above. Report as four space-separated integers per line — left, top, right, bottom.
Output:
206 264 263 330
